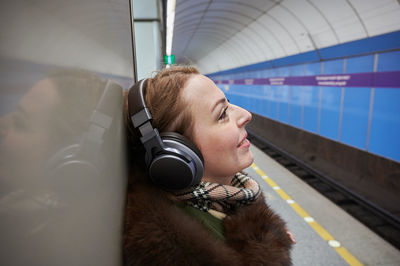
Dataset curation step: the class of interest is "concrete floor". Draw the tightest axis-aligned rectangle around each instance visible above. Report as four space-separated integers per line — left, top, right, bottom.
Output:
245 145 400 266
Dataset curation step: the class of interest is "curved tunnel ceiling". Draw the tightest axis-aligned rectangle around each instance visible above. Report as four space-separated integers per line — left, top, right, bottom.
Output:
171 0 400 74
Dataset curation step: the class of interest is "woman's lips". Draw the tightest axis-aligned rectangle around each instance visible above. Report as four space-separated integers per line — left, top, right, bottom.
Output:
238 133 250 148
238 138 250 148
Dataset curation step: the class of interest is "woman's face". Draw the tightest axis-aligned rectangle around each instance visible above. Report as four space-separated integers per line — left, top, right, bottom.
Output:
0 79 58 190
182 75 253 185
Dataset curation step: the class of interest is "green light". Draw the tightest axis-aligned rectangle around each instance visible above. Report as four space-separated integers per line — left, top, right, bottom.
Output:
164 54 175 65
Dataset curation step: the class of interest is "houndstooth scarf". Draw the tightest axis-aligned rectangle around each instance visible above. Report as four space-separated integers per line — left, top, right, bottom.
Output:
173 172 261 213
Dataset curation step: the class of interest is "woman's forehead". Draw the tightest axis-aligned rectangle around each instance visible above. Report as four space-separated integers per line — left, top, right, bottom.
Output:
20 79 58 115
183 75 224 109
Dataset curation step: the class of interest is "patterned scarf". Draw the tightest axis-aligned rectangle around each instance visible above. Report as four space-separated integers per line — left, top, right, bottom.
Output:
173 172 261 213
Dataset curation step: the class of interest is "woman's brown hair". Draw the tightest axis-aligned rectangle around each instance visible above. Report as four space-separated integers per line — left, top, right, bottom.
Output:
124 65 200 183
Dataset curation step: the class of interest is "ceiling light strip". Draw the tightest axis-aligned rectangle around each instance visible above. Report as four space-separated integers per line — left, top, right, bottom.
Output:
166 0 176 56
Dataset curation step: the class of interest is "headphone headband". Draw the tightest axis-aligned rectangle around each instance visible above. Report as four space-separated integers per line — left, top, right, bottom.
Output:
128 79 151 128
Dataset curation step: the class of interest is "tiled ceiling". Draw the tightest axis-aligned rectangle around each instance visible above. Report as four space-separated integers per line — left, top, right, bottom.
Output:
171 0 400 73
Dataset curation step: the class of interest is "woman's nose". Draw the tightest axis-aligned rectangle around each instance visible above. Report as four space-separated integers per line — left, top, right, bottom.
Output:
234 105 252 127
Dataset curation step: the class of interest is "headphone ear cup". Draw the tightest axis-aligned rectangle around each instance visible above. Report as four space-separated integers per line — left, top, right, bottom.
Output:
147 132 204 190
46 144 99 201
160 132 204 163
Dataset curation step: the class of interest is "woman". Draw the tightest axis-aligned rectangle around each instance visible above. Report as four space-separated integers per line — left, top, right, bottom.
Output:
123 66 293 265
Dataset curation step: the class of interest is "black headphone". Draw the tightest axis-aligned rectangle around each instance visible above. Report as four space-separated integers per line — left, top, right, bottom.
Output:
128 79 204 190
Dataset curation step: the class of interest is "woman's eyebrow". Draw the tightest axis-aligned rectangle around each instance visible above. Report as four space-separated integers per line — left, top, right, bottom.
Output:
211 97 226 113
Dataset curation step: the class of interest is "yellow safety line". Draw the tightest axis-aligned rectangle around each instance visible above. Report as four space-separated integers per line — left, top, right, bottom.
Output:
251 163 363 266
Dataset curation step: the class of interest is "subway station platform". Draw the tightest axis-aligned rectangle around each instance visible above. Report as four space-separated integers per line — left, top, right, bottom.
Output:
245 145 400 266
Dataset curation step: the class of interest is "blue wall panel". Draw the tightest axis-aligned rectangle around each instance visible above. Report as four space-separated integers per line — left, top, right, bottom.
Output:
346 55 374 73
260 89 266 117
303 86 319 133
320 86 342 140
279 66 291 77
264 86 273 118
270 86 279 120
264 86 271 117
289 86 302 128
291 64 305 76
234 84 242 94
247 94 254 113
278 86 290 124
266 68 278 77
254 85 263 114
241 85 250 112
369 88 400 161
251 95 256 113
341 87 371 149
305 62 321 75
324 59 344 74
236 94 245 109
377 50 400 71
250 86 256 112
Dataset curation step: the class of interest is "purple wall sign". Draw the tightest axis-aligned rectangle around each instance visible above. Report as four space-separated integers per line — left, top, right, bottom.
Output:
215 71 400 88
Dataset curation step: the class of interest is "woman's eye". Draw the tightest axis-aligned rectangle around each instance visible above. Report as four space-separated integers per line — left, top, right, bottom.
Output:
218 106 228 121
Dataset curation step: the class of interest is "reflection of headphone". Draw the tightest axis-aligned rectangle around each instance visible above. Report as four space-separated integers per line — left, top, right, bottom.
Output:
128 79 204 190
46 80 122 198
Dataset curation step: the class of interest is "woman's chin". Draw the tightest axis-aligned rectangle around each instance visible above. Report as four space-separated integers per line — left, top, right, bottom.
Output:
241 152 254 170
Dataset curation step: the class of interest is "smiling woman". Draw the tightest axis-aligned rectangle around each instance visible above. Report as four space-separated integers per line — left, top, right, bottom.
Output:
123 65 293 265
182 74 254 185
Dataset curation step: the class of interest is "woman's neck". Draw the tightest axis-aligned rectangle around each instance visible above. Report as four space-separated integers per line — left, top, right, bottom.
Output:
201 175 234 185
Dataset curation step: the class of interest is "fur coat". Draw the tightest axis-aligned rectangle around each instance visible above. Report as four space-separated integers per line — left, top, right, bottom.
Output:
123 181 292 265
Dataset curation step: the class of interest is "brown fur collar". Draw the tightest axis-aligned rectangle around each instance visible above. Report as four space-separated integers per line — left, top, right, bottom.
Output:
123 182 292 265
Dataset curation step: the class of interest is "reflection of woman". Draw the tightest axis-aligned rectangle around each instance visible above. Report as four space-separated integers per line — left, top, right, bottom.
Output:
0 69 105 193
123 66 293 265
0 69 109 265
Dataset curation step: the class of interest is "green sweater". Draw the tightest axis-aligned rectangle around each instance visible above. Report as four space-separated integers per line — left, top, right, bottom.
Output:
178 204 225 241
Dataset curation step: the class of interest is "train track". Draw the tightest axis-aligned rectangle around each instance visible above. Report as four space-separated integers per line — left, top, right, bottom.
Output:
247 129 400 250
